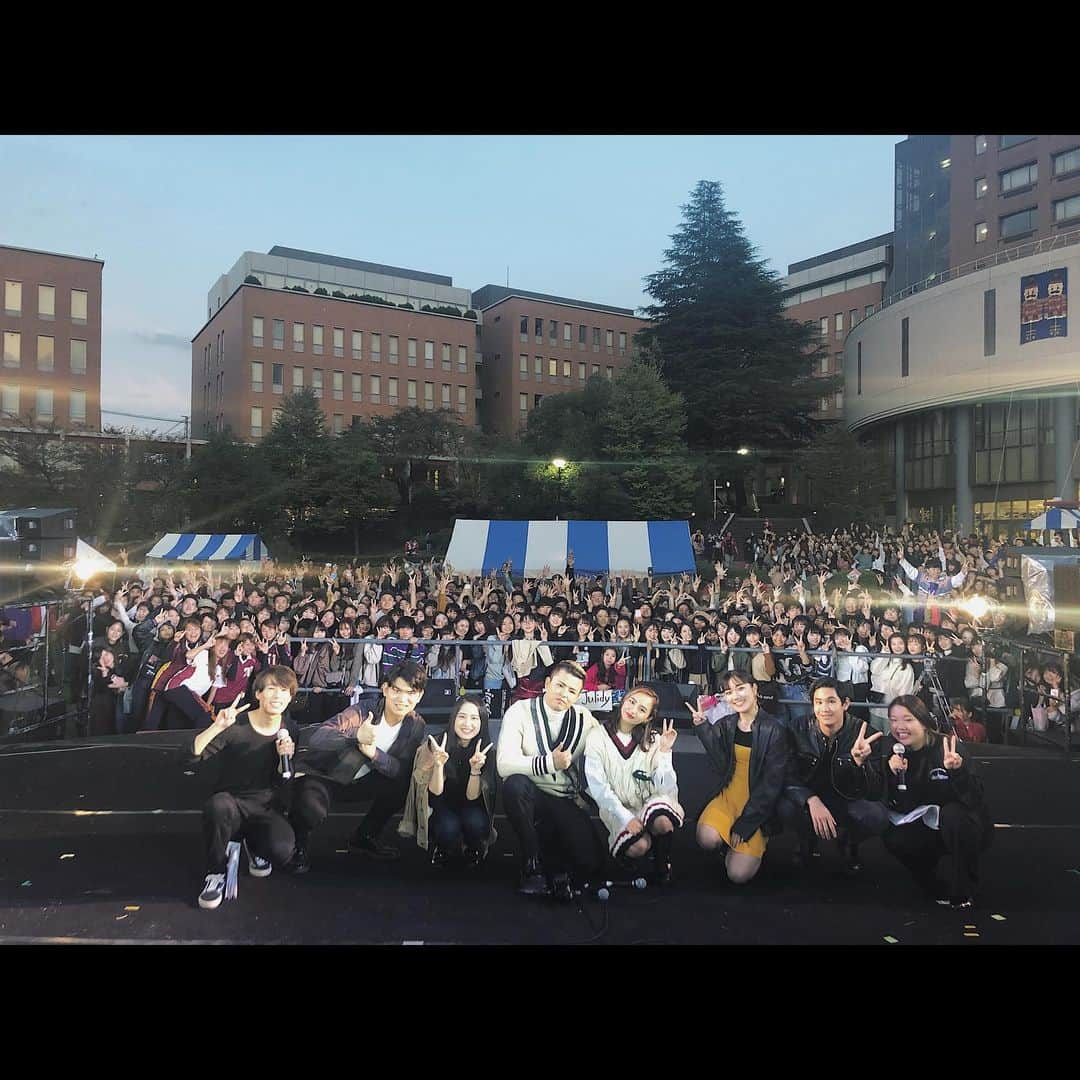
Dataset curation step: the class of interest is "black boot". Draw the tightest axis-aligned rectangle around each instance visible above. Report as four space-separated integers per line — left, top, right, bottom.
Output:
518 857 548 896
650 831 674 885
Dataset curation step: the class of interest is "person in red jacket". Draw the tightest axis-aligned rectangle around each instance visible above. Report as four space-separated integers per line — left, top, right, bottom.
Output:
584 647 629 692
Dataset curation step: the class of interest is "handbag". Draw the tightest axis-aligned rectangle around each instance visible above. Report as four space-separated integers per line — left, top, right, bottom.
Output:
1030 704 1049 732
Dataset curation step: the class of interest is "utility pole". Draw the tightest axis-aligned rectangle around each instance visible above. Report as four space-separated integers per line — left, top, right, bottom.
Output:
183 415 191 460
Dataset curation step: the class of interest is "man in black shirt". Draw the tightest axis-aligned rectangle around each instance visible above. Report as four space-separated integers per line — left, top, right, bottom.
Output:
188 665 301 910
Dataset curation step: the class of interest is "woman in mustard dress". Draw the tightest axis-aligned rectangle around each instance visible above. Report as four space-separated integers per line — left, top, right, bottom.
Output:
687 670 789 885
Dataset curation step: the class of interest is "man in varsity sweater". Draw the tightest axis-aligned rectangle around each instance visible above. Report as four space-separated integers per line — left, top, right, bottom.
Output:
496 659 604 899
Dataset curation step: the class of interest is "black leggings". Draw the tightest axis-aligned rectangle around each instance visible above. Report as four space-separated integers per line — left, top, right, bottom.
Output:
883 802 992 899
501 773 603 878
202 790 296 874
289 772 410 845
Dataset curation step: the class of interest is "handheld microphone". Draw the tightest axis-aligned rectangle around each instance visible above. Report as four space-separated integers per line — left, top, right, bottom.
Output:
277 727 294 780
893 742 906 791
594 877 648 900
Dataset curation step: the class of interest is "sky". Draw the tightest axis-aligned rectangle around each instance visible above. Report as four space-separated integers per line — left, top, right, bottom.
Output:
0 134 903 432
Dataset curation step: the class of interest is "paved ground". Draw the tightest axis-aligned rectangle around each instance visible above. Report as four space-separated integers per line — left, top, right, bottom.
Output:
0 732 1078 945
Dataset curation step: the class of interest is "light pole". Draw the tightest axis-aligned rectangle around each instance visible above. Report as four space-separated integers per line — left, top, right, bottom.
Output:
552 458 568 521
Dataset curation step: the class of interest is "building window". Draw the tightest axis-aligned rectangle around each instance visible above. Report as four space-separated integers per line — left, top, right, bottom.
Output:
835 390 843 410
3 280 21 315
592 364 600 376
901 317 909 378
36 335 54 372
592 327 601 350
548 357 558 377
605 329 614 351
819 316 829 338
562 359 571 378
441 383 451 408
1053 147 1080 177
370 374 381 404
292 366 304 391
3 331 20 368
578 362 586 380
333 327 344 358
975 222 989 243
519 392 528 415
312 325 324 355
332 370 344 400
984 289 996 357
352 330 362 360
549 319 558 343
272 319 284 349
370 333 381 363
312 368 323 397
38 285 55 319
578 324 587 345
864 305 874 319
36 387 54 420
333 413 344 434
405 338 415 366
69 389 87 425
519 354 528 376
272 408 283 426
272 363 284 394
820 355 829 374
406 379 416 406
1000 161 1038 193
534 393 544 408
71 289 87 323
1053 194 1080 224
70 339 87 375
457 385 466 414
999 135 1035 151
820 396 829 413
1 384 18 417
252 316 264 347
619 331 627 354
564 323 572 343
535 317 543 342
534 356 543 376
520 316 528 341
390 377 401 406
849 309 858 329
424 381 434 409
352 373 363 402
1000 206 1038 239
975 176 989 199
441 343 451 370
857 343 862 395
834 313 844 338
251 406 263 438
424 340 434 368
293 322 305 351
251 360 264 392
458 345 468 373
974 135 988 155
606 365 613 380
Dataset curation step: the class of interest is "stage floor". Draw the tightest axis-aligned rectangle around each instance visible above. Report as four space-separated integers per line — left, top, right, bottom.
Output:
1 733 1078 945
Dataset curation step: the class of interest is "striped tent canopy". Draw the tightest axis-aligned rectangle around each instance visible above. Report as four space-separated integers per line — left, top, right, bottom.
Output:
1022 508 1080 530
444 520 695 577
145 534 271 562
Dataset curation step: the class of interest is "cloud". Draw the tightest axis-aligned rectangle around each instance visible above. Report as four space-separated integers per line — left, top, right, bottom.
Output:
132 330 192 349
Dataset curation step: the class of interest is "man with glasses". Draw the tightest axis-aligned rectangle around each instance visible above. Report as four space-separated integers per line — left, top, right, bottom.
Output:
290 660 429 869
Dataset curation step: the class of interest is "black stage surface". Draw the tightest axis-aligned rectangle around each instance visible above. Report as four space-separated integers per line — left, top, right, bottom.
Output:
1 732 1078 945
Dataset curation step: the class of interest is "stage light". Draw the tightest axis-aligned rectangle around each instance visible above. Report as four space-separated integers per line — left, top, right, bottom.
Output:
737 447 750 456
962 596 991 621
72 559 98 584
552 458 568 470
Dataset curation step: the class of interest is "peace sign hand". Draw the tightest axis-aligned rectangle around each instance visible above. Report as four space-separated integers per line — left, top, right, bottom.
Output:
469 741 494 774
331 638 341 656
942 734 963 771
657 718 678 753
851 721 883 765
429 732 449 768
216 692 250 729
686 700 707 727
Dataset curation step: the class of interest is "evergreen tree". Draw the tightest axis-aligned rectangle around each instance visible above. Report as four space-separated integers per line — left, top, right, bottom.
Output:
798 424 891 523
320 422 399 555
640 180 835 452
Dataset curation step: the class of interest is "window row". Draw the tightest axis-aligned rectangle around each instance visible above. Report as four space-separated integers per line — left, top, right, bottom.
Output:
817 307 876 340
250 363 470 410
517 316 628 354
517 355 614 381
0 385 87 422
249 319 470 371
974 135 1036 155
972 201 1079 243
2 332 88 373
3 282 88 322
973 146 1080 189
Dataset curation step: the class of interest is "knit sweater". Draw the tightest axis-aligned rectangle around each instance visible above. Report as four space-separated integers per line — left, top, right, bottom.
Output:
496 695 598 799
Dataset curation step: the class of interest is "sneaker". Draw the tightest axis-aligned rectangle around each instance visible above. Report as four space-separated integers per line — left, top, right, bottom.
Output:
518 858 548 896
285 845 310 875
936 895 975 910
430 846 449 870
244 841 272 878
347 833 401 861
650 860 673 886
198 873 226 910
463 845 485 870
549 872 574 903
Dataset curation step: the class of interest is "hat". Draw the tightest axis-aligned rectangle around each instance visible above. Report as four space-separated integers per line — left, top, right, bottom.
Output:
197 599 217 612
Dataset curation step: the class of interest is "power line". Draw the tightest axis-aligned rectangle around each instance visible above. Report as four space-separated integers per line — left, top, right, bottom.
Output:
101 408 187 424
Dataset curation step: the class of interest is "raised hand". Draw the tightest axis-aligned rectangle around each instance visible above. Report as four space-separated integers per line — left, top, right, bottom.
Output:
356 711 376 747
657 718 678 753
469 740 494 775
331 638 341 656
685 700 707 726
851 721 883 765
429 732 449 768
888 749 908 778
216 692 250 729
942 733 963 771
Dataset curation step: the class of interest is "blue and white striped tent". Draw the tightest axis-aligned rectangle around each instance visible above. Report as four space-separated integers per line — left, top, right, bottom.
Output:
145 533 271 562
1022 508 1080 530
444 520 695 576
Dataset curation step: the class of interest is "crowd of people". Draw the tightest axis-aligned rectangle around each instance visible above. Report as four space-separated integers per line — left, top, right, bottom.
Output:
8 517 1067 914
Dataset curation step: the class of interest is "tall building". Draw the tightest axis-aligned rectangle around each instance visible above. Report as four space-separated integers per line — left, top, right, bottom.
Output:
0 244 103 431
191 248 479 440
471 285 649 436
844 135 1080 534
780 233 892 421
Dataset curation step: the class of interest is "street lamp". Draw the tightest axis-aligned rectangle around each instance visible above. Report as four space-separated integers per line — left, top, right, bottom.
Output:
737 447 750 456
551 458 569 520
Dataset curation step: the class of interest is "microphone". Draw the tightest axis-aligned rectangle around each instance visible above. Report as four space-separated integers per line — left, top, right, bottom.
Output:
594 877 648 900
893 742 906 791
277 727 294 780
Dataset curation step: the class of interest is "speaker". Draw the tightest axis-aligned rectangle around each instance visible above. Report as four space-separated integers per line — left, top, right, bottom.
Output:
18 537 75 563
1000 550 1023 579
419 678 458 719
638 680 696 720
0 509 77 541
1053 564 1080 632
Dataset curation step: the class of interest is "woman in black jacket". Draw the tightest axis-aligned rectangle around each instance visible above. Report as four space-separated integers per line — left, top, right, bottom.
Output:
881 694 992 909
687 670 789 885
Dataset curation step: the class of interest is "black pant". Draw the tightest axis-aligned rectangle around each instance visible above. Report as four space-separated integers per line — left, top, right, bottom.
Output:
429 794 490 852
777 791 889 847
883 802 991 899
501 773 603 878
202 789 296 873
146 686 211 731
289 771 410 845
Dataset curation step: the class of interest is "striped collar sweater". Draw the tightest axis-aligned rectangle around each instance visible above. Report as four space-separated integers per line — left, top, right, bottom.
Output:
496 695 599 799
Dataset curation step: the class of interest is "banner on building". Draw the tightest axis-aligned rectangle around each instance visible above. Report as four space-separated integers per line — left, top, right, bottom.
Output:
1020 268 1068 344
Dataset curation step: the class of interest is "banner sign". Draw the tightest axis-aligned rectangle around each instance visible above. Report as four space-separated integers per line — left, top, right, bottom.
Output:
1021 268 1068 344
579 689 624 712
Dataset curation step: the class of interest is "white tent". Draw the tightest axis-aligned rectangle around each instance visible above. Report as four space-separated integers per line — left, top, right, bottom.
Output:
73 538 116 576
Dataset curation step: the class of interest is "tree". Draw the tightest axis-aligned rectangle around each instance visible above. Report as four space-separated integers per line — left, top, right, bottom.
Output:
178 431 272 534
797 424 891 523
320 422 399 555
366 407 468 508
640 180 835 453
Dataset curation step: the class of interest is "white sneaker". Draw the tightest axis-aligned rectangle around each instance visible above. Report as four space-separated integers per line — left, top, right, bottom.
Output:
198 873 226 910
244 841 272 878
